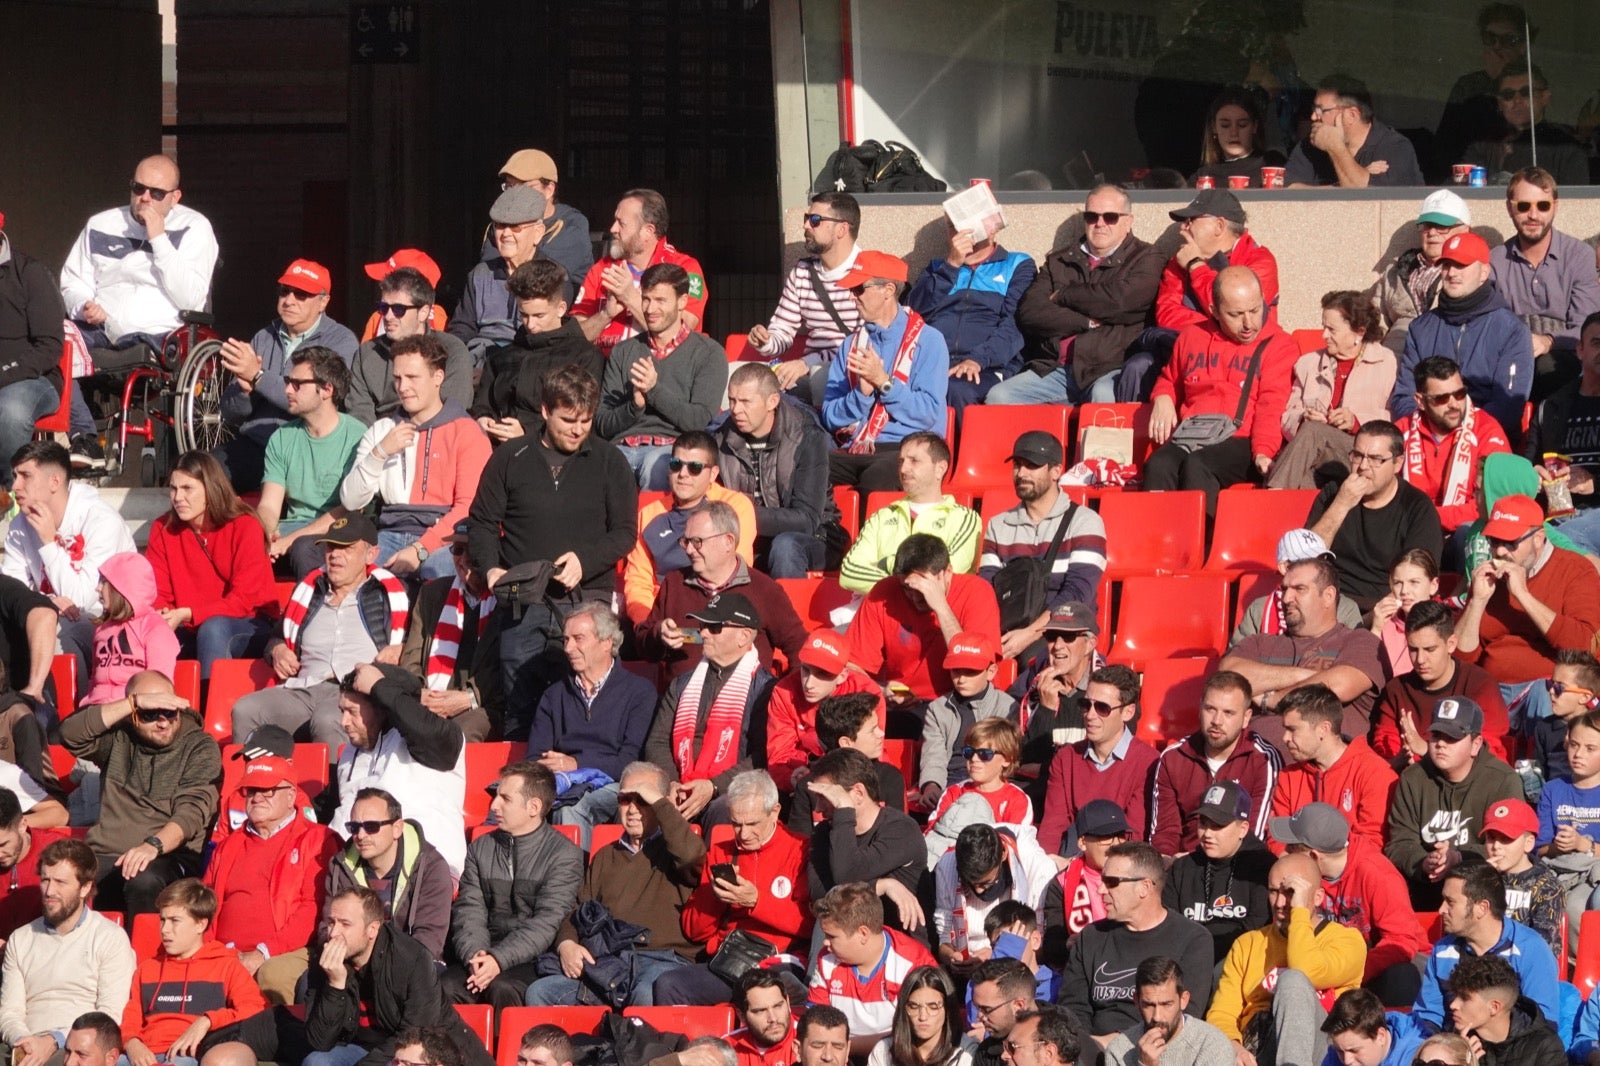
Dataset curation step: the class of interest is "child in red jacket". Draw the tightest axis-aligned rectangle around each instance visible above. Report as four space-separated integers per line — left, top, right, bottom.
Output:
122 878 266 1066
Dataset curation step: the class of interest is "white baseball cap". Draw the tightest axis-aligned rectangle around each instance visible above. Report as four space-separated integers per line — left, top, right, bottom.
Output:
1276 528 1333 566
1418 189 1471 228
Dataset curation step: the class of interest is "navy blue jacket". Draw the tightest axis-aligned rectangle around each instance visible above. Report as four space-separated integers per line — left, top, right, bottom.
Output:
907 245 1036 376
527 661 657 781
1393 289 1533 438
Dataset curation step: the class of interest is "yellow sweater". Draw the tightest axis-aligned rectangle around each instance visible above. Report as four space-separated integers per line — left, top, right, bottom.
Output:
1206 907 1367 1041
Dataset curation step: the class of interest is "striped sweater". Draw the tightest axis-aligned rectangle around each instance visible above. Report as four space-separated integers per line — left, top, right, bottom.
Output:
753 251 863 364
977 492 1107 611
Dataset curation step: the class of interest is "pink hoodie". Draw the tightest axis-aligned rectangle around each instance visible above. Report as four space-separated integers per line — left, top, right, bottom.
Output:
82 552 182 707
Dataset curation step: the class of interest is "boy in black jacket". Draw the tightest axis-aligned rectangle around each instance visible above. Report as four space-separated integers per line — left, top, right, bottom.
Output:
1162 781 1273 964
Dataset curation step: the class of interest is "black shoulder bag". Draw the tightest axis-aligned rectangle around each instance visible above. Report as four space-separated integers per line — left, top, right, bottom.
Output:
992 500 1076 632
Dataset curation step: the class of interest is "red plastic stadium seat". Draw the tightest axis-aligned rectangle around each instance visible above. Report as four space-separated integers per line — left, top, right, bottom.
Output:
880 739 920 783
1134 658 1217 747
776 576 854 629
1099 491 1206 577
220 743 329 802
50 654 76 716
130 912 161 958
275 582 295 613
101 910 125 928
591 824 626 853
173 660 201 710
1574 911 1600 998
1072 403 1152 466
833 486 860 542
1205 488 1318 572
455 1004 493 1051
552 824 580 846
49 746 78 795
204 659 279 743
34 342 73 436
465 742 514 827
1232 569 1281 632
497 1007 608 1066
949 405 1069 495
1110 574 1231 665
1291 328 1324 356
994 658 1017 691
624 1006 736 1040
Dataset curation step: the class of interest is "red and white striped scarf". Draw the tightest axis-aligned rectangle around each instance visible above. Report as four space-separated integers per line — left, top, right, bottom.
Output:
672 647 759 781
282 566 409 654
843 311 926 455
1260 588 1286 636
1404 399 1479 511
424 578 495 690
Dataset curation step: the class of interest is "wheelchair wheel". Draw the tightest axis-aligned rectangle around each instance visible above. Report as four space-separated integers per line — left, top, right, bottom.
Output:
173 338 232 456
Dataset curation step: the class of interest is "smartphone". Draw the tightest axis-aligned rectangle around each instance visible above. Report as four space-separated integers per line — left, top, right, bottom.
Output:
711 862 739 884
679 627 704 645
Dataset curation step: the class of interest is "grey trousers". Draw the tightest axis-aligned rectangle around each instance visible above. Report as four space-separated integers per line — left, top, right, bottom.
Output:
1251 968 1329 1066
231 680 348 753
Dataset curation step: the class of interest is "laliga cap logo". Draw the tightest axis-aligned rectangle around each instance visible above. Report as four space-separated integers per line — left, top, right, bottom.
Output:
1437 699 1460 720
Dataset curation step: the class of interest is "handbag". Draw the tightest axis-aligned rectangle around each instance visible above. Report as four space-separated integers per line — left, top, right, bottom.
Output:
1168 336 1272 453
707 928 775 986
992 500 1076 632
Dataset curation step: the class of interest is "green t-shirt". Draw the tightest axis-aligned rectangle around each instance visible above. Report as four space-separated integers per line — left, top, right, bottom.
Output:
263 413 367 526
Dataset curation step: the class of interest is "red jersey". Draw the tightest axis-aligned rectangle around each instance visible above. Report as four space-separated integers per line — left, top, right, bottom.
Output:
727 1019 798 1066
847 573 1001 700
572 241 709 355
809 929 937 1038
927 780 1034 831
682 824 812 955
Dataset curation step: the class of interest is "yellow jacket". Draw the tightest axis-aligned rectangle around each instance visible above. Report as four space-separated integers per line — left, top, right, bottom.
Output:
839 495 982 594
623 485 758 624
1206 907 1367 1041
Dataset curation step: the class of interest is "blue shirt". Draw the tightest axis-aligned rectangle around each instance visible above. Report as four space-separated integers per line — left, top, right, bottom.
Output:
821 307 948 444
1320 1017 1420 1066
1410 918 1558 1033
1535 776 1600 850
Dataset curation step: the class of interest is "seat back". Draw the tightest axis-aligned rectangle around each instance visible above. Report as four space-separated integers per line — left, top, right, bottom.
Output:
173 660 201 711
50 654 76 716
464 742 514 827
1134 658 1218 747
833 486 860 542
496 1007 609 1066
1110 574 1231 664
776 576 854 629
455 1004 493 1051
1574 911 1600 998
1099 490 1205 575
949 405 1069 493
1205 488 1318 572
204 658 279 742
36 341 73 435
1072 403 1152 466
623 1006 736 1040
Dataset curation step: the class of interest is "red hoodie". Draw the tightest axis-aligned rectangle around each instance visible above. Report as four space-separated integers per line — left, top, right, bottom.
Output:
1317 835 1431 982
122 940 266 1053
1151 321 1298 461
1155 232 1280 332
1269 737 1397 855
764 671 886 793
682 824 812 955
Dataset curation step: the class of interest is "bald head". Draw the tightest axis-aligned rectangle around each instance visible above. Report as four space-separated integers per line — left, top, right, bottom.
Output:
1212 266 1265 344
135 155 179 189
1267 851 1323 932
126 671 176 698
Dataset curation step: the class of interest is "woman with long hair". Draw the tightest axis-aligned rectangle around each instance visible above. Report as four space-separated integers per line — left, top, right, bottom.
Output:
1192 87 1286 188
147 451 279 678
868 965 975 1066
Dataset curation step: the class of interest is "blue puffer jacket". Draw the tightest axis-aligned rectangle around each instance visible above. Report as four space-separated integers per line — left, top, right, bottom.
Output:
907 245 1037 375
1393 286 1533 437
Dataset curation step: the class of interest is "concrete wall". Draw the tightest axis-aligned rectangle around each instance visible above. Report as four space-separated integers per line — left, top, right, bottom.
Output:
786 189 1600 332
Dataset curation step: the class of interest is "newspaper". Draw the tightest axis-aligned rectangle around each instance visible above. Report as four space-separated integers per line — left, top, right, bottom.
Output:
943 183 1006 244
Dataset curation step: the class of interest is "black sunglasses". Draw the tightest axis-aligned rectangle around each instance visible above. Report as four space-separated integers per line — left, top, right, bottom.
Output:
961 746 999 762
1421 387 1468 407
375 300 424 317
345 818 398 836
668 459 708 475
135 708 180 723
1481 30 1524 48
1084 698 1126 716
129 180 174 201
1511 200 1552 213
1081 211 1125 225
1100 874 1149 888
1498 87 1538 101
803 213 846 228
278 285 323 301
241 785 290 800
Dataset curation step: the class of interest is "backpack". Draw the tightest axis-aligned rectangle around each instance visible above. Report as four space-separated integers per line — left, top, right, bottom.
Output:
814 140 947 194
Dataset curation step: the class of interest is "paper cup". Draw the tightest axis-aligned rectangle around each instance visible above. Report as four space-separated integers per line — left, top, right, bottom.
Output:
1261 166 1285 188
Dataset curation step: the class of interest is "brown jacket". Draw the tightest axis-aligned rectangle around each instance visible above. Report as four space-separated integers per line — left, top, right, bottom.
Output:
1016 234 1163 387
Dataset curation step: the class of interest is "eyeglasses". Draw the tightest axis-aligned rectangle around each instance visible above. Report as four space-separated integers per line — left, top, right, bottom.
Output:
961 746 1000 762
1347 450 1398 466
278 286 324 301
1482 30 1524 48
1499 86 1539 101
972 1000 1009 1018
847 281 892 296
668 459 708 475
1511 199 1553 213
241 784 290 800
492 220 539 232
345 818 398 836
129 180 174 201
1486 527 1539 550
1100 874 1150 889
803 213 846 228
376 301 425 318
1310 103 1352 118
1081 211 1125 225
285 376 323 391
1002 1041 1043 1056
1547 679 1597 700
135 708 180 724
1421 387 1469 407
678 532 732 551
1084 698 1126 716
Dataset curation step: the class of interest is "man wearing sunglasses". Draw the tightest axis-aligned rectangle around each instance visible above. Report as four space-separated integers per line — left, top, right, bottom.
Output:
202 754 341 1004
1391 232 1532 440
624 432 757 625
350 267 473 427
1000 185 1161 408
59 670 221 916
213 259 359 494
1489 167 1600 402
1455 493 1600 724
1392 355 1511 536
325 787 455 963
1467 70 1590 189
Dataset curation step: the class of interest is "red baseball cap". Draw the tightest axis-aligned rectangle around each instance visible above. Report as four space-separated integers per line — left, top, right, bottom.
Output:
364 248 442 288
943 632 998 671
1480 798 1538 840
798 629 849 675
277 259 331 295
237 755 295 793
1481 494 1545 541
837 250 909 289
1437 232 1491 267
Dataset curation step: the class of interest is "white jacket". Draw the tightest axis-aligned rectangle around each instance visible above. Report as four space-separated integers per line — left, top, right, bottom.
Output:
333 726 468 878
2 483 136 617
60 204 218 342
933 829 1057 958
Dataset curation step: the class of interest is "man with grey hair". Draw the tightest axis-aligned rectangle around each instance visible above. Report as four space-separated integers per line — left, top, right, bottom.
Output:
998 184 1163 406
637 503 806 681
527 603 658 847
524 761 707 1006
450 185 556 365
655 769 812 1005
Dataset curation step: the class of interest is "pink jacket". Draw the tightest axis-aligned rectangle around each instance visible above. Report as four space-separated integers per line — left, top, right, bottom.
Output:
1280 343 1396 438
82 552 181 707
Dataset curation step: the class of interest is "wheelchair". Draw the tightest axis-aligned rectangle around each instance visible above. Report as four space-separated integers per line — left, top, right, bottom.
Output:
89 310 232 486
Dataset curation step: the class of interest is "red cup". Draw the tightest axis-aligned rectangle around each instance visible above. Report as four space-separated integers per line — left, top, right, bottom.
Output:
1261 166 1285 188
1228 174 1250 190
970 178 992 190
1195 175 1216 190
1452 164 1473 184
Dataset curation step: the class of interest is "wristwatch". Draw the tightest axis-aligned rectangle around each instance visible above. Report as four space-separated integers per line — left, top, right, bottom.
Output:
414 544 430 563
144 835 163 854
879 379 895 397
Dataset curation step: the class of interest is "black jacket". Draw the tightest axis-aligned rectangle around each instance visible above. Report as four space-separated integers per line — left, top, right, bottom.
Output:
0 242 64 394
713 400 830 540
450 821 585 969
305 924 493 1066
1478 998 1567 1066
1526 380 1600 511
472 318 605 437
1161 834 1274 963
467 432 638 600
1015 234 1162 387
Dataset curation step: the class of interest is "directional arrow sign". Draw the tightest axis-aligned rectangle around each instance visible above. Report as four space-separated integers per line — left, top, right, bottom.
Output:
350 2 419 65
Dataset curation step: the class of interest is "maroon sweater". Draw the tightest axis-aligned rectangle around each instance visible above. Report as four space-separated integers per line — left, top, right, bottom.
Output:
1037 732 1160 855
634 562 807 680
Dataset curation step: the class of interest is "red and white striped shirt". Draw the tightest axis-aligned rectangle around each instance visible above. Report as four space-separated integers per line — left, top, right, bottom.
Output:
809 929 937 1038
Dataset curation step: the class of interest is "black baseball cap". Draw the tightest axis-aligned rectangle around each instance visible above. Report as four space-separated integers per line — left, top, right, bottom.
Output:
316 513 379 547
1429 696 1485 740
1197 781 1251 826
1007 430 1064 467
1169 188 1247 224
687 592 761 629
